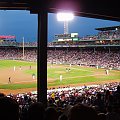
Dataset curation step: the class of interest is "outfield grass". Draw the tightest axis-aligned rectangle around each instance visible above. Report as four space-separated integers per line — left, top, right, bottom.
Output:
0 60 120 89
0 60 35 68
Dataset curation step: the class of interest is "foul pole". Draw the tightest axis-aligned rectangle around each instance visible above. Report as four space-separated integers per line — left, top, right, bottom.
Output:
22 37 25 60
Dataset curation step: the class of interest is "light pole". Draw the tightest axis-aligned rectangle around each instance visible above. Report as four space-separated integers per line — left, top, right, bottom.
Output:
57 12 74 34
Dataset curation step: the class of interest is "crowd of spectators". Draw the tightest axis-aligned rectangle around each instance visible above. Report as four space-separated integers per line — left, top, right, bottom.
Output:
0 40 17 46
48 29 120 47
47 49 120 69
17 42 37 47
1 82 120 120
0 48 120 69
48 40 120 47
97 30 120 40
0 41 37 47
1 30 120 48
0 48 37 62
80 30 120 40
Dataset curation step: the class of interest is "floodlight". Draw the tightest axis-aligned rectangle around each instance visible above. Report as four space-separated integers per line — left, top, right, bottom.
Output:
57 12 74 21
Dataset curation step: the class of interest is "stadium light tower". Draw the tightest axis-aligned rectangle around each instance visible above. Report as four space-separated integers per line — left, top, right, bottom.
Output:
57 12 74 34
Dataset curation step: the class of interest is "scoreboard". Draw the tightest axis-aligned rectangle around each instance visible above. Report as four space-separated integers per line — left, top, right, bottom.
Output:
54 33 79 42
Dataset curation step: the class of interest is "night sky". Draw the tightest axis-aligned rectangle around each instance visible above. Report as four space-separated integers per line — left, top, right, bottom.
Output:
0 10 120 42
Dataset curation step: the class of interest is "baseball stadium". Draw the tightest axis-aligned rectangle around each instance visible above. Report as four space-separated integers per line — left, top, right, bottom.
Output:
0 25 120 95
1 1 120 120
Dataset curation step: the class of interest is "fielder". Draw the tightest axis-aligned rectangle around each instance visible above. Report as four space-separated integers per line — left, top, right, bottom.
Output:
60 74 63 82
106 69 109 75
19 66 22 70
96 65 98 69
13 66 16 71
32 73 35 79
8 77 11 83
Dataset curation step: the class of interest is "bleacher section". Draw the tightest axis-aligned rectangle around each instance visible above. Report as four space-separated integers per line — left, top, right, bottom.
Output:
48 25 120 47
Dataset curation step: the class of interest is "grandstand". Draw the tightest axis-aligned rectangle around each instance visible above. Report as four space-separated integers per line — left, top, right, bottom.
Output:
0 26 120 68
48 25 120 47
1 25 120 48
0 35 16 46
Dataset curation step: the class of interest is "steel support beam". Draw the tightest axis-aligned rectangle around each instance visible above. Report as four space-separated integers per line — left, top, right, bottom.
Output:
37 11 47 107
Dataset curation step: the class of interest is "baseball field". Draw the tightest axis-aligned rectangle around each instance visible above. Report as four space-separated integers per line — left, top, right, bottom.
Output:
0 60 120 94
